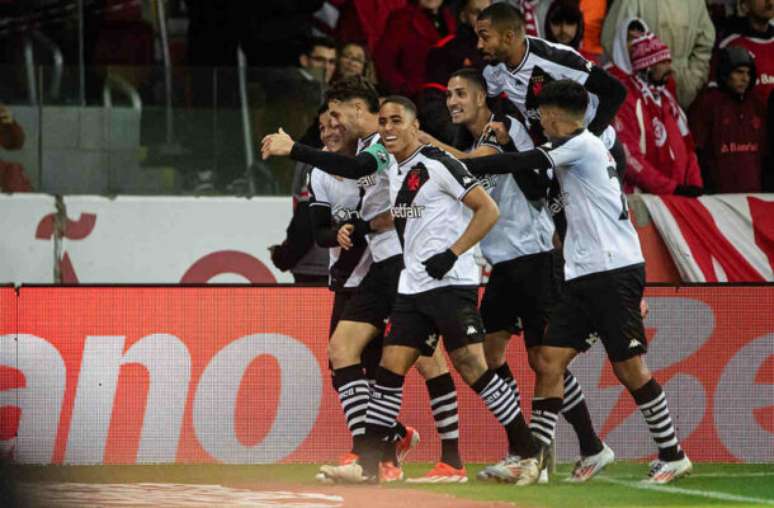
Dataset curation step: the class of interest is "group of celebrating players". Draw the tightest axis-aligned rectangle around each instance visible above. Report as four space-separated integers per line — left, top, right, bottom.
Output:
261 3 692 487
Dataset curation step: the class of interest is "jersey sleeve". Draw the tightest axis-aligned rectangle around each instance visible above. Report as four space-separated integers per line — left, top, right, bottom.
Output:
434 157 481 201
308 169 331 208
361 142 392 173
543 136 584 168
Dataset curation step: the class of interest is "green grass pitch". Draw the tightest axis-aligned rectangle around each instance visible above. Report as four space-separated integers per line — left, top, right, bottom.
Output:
13 462 774 507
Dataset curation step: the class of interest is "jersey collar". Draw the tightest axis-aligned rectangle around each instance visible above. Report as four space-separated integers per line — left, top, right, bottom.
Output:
507 37 531 75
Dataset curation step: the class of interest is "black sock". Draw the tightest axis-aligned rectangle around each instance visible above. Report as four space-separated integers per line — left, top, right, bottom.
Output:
561 370 603 456
472 369 539 458
361 367 406 476
631 378 685 462
530 397 562 448
426 373 462 469
332 364 369 454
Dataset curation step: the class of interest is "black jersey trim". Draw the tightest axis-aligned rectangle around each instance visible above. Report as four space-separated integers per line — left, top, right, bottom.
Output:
526 37 592 74
507 37 531 74
359 132 379 149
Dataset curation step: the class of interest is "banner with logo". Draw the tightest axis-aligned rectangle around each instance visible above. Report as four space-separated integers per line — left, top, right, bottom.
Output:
641 194 774 282
1 286 771 465
0 195 295 284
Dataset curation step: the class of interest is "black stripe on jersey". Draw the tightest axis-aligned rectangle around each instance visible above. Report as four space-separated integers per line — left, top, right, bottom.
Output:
393 162 430 248
527 37 593 75
419 146 479 197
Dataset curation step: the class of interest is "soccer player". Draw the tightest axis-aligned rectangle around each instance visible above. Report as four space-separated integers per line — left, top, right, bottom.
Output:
475 3 627 174
268 95 546 486
464 79 692 484
263 77 468 484
421 68 612 483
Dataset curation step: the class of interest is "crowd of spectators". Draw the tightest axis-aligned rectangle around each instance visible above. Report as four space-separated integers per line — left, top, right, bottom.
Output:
0 0 772 194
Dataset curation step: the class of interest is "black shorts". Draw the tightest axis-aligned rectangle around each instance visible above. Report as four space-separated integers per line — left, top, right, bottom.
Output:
329 290 354 337
480 251 559 347
544 263 647 362
339 254 403 329
386 286 485 356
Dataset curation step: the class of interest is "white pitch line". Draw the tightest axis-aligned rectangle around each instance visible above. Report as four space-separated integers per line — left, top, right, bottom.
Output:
597 477 774 505
586 472 774 479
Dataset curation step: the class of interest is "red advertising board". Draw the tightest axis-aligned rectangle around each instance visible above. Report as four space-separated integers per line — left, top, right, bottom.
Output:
1 286 772 464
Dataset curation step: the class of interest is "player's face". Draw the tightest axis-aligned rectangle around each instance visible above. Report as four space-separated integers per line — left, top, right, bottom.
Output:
378 102 419 158
476 19 512 63
460 0 491 28
549 20 578 46
446 76 484 125
319 111 346 153
727 66 752 95
327 99 360 140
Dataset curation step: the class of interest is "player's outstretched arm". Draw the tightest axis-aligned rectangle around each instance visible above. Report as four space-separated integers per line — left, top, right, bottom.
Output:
261 128 379 179
584 66 627 136
463 148 552 175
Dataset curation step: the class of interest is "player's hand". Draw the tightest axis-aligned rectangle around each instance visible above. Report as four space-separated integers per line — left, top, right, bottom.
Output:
640 299 649 320
260 128 294 160
337 223 354 250
484 121 510 145
422 249 458 280
0 104 13 125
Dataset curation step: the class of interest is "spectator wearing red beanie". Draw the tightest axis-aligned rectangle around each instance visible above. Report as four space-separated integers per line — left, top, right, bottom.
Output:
613 33 703 195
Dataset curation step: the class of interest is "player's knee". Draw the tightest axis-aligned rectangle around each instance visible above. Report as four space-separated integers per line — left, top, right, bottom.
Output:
450 347 487 385
531 348 563 380
613 356 651 391
328 337 357 369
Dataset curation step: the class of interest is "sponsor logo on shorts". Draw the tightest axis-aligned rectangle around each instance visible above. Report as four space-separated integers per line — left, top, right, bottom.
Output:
629 339 641 349
466 325 478 336
586 332 600 347
425 333 439 349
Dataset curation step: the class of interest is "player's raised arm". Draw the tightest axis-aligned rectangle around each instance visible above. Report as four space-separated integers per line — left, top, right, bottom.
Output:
261 128 381 179
584 65 627 136
463 148 552 175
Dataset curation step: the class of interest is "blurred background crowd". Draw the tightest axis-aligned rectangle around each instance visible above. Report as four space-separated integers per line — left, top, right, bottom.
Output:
0 0 771 197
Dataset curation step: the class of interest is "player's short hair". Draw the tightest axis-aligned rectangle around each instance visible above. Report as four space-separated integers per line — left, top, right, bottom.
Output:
449 68 487 94
380 95 418 118
326 75 380 113
478 3 526 35
536 79 588 116
302 35 337 56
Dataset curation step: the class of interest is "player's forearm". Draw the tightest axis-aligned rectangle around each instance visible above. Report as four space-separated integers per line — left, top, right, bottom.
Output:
423 132 466 159
291 143 377 179
368 210 394 233
585 66 627 136
463 149 552 175
309 205 341 247
450 199 499 256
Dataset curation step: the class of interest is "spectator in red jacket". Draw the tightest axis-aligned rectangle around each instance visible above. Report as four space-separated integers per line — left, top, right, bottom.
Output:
374 0 458 98
0 103 31 192
613 33 704 195
717 0 774 102
690 47 767 193
334 0 408 53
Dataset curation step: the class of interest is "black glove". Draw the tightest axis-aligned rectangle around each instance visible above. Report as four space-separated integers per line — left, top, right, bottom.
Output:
347 217 372 246
674 185 703 197
422 249 458 280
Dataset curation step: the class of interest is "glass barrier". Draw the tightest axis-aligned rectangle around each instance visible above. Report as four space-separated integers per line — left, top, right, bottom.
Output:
1 64 324 196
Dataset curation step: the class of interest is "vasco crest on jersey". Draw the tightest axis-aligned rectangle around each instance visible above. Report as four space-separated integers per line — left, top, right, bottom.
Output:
525 66 556 121
392 163 429 221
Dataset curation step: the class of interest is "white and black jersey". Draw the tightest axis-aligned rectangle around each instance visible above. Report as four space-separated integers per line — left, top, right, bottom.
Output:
309 168 373 289
388 145 482 294
356 133 403 262
483 37 616 148
471 115 555 265
539 130 643 280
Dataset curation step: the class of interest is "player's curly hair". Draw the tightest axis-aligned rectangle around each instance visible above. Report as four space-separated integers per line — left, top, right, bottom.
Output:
325 75 380 113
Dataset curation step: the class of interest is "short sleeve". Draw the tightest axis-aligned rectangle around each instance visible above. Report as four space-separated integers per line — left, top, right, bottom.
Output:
543 136 584 168
309 169 331 208
482 65 502 98
434 157 480 201
361 142 392 173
